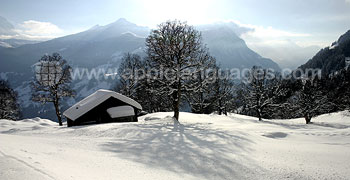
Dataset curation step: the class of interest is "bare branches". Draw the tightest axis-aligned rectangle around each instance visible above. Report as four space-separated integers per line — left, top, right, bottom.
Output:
115 53 143 99
146 20 206 120
31 53 75 126
0 79 20 120
294 78 331 124
243 66 287 120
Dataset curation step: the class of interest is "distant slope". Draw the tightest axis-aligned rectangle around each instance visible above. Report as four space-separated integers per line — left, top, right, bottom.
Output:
0 17 43 48
0 18 148 74
298 30 350 76
200 24 280 70
0 17 40 48
0 39 41 48
0 16 16 35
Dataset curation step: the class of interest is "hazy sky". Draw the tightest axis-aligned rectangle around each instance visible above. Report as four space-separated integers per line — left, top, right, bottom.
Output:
1 0 350 67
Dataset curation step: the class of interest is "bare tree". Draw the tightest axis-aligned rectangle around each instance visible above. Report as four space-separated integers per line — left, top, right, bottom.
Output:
244 66 286 121
186 49 217 114
295 78 331 124
323 67 350 112
116 56 173 113
31 53 75 126
138 77 173 113
213 75 234 115
115 53 143 99
145 20 204 120
0 79 20 120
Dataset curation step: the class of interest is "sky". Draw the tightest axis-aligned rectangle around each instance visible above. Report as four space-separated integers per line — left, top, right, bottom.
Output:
0 0 350 68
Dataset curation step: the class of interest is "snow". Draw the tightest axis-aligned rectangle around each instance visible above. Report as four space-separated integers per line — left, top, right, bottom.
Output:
121 31 144 38
1 111 350 179
63 89 142 121
107 106 135 118
330 41 338 49
0 72 10 80
0 41 12 48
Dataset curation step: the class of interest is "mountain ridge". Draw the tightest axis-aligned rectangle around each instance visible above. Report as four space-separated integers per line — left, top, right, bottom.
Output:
0 18 281 119
0 16 16 35
0 18 280 72
298 29 350 76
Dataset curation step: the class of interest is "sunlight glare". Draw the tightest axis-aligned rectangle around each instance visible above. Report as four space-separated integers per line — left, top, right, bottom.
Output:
135 0 214 26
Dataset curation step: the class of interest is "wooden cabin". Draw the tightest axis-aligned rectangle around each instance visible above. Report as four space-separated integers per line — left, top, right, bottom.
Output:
63 89 142 127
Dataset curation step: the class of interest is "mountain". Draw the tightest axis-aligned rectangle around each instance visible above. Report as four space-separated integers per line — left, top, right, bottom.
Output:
199 23 280 70
298 30 350 76
0 38 41 48
0 18 148 74
0 18 149 119
0 19 279 73
0 18 280 119
246 40 321 69
0 16 16 36
0 16 41 48
61 18 149 41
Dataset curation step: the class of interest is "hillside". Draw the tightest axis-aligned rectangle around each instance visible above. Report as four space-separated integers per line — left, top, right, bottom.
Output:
199 23 280 70
0 18 148 74
298 30 350 76
0 39 41 48
1 112 350 179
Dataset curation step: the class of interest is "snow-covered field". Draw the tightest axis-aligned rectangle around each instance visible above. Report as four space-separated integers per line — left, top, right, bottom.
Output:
1 112 350 180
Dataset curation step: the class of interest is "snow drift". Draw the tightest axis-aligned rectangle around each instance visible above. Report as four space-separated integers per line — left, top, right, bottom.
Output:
1 111 350 179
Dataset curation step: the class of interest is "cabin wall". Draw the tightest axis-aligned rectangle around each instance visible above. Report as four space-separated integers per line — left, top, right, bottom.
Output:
67 97 139 126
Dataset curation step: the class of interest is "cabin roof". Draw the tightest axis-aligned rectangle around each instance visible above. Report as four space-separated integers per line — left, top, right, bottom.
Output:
63 89 142 121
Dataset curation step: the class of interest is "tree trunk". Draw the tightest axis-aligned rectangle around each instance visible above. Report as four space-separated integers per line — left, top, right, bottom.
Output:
199 91 204 114
173 87 181 121
223 107 227 116
53 101 62 126
173 96 180 121
305 115 311 124
257 110 262 121
174 107 179 120
218 99 222 115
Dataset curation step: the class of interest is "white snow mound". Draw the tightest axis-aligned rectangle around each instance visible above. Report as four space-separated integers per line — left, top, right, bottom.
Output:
1 111 350 180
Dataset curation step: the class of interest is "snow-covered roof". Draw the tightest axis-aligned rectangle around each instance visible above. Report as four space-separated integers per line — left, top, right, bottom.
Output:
107 106 135 118
63 89 142 121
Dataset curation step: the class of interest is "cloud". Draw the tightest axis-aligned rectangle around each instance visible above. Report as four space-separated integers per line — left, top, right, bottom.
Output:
0 20 64 41
228 20 311 39
17 20 62 35
246 39 321 69
221 20 321 68
15 20 63 40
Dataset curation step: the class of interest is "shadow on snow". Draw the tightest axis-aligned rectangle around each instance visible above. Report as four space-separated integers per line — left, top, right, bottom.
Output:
100 118 260 179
